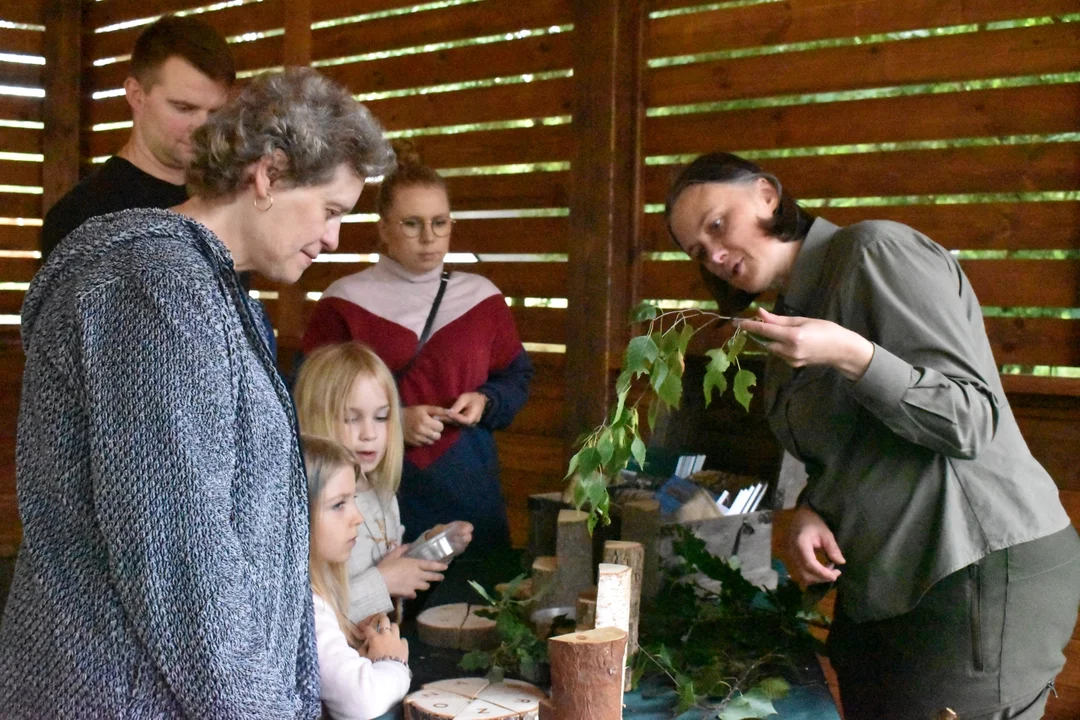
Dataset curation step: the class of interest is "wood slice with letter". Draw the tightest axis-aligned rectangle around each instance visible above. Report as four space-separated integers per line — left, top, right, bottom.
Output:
404 678 545 720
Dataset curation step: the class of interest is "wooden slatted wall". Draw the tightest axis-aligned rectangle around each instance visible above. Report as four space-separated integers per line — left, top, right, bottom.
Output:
640 2 1080 715
0 0 44 552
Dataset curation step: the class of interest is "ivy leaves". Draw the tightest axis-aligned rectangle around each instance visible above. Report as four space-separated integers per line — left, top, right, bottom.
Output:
460 576 550 684
566 302 758 530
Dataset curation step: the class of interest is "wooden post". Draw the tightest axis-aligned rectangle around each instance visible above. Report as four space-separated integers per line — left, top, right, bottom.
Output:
546 626 628 720
621 498 661 600
576 586 597 631
554 509 593 608
565 0 645 440
41 0 82 228
602 541 643 661
595 563 632 697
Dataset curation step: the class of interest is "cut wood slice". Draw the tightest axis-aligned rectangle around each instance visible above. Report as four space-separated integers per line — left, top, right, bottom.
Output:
460 605 500 651
423 678 490 700
417 603 470 649
404 688 473 720
406 679 546 720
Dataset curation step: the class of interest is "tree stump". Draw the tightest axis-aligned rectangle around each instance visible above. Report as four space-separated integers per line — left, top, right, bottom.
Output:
546 626 628 720
531 555 557 602
620 499 660 600
417 603 498 651
601 541 643 659
576 587 597 631
555 509 593 608
404 678 545 720
595 563 632 696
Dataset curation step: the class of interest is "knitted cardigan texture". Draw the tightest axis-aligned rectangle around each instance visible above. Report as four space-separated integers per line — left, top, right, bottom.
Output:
0 209 320 718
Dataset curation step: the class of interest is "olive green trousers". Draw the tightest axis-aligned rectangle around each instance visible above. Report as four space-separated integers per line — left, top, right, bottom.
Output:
827 524 1080 720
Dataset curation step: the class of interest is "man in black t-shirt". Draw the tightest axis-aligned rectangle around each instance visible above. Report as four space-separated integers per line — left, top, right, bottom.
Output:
40 17 234 260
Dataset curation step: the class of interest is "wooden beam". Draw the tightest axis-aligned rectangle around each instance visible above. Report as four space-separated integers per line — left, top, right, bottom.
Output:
41 0 82 226
565 0 644 438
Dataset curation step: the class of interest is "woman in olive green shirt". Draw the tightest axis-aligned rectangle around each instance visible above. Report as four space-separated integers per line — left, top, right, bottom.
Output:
666 152 1080 720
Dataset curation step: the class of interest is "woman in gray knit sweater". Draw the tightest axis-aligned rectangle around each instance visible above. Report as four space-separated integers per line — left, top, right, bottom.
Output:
0 69 393 718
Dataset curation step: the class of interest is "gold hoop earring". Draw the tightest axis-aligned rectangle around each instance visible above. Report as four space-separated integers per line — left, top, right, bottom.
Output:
253 194 274 212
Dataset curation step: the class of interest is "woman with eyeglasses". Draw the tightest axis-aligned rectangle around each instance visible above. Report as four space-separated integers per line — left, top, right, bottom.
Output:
302 142 533 558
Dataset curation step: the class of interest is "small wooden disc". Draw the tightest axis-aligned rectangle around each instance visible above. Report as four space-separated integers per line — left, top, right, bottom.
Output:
405 679 545 720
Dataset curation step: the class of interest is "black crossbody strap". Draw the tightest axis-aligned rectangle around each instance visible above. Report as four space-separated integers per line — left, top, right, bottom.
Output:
394 270 451 382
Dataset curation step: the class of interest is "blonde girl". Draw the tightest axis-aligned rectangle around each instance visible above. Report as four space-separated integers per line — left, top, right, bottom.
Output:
302 435 410 719
295 342 458 623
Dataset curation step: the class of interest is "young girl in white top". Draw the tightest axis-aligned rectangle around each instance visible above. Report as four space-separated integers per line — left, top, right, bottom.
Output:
295 342 472 623
302 435 411 720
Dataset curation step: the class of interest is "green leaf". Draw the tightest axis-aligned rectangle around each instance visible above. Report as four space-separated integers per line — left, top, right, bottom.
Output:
733 368 757 411
717 688 779 720
625 335 659 375
597 429 615 466
468 580 498 606
649 358 669 396
678 322 695 354
577 447 603 478
703 365 729 408
656 362 683 408
629 301 658 323
564 451 580 479
631 436 647 469
756 677 790 700
615 369 633 396
459 649 491 671
675 678 697 713
726 330 748 362
705 347 731 374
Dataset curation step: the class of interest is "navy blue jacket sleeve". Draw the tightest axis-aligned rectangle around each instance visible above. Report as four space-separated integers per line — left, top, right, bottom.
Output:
478 349 534 431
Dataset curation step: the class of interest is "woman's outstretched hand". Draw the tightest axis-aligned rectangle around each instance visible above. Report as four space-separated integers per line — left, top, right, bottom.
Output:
787 505 846 586
737 308 874 381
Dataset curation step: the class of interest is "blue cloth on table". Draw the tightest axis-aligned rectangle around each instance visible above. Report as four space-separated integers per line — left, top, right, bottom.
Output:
624 677 840 719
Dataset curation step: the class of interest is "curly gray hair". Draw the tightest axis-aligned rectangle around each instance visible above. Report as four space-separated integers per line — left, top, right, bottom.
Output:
187 67 394 198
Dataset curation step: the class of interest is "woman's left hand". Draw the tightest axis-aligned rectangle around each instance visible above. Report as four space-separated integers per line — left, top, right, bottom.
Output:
738 308 874 381
445 391 487 426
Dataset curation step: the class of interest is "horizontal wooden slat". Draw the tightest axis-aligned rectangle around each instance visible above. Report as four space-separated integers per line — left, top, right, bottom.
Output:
0 195 40 219
642 202 1080 253
356 172 570 214
88 36 283 124
0 291 24 315
0 126 41 155
643 144 1080 202
0 161 40 187
0 224 41 251
645 84 1080 158
0 26 43 56
312 0 572 64
337 217 569 255
648 23 1080 108
505 395 567 437
322 31 572 96
86 0 285 63
639 258 1080 307
0 61 41 88
984 317 1080 367
0 95 41 123
84 0 214 30
377 125 573 172
966 260 1080 307
0 0 43 28
279 260 569 298
647 0 1080 59
361 75 574 132
1002 375 1080 397
495 431 564 472
510 306 566 345
312 0 423 22
0 256 38 282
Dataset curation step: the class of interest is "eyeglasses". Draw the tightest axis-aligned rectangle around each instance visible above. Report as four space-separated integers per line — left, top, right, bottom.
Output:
397 217 455 239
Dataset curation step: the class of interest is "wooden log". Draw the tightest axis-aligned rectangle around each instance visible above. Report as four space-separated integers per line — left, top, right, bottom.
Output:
554 509 593 609
460 605 499 651
546 627 628 720
576 587 597 631
531 555 558 602
417 603 469 649
602 541 643 659
596 563 632 699
620 499 661 600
